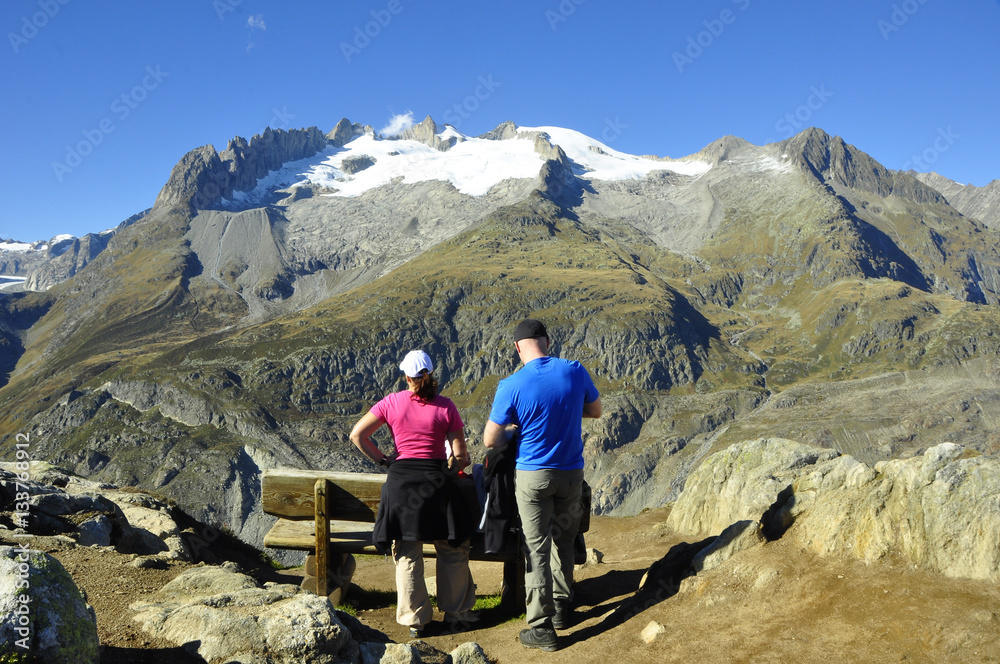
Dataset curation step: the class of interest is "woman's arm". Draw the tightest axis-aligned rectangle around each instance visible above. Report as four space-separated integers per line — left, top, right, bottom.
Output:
447 428 470 470
349 411 390 465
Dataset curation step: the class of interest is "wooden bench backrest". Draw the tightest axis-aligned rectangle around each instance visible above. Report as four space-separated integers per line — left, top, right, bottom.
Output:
262 469 386 523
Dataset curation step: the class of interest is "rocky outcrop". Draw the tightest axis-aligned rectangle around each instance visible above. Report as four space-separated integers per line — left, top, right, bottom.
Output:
668 438 1000 581
477 120 519 141
0 546 99 663
914 171 1000 228
131 563 496 663
131 564 358 663
341 154 376 175
391 115 459 151
327 118 369 147
154 126 329 211
786 128 945 205
0 465 190 560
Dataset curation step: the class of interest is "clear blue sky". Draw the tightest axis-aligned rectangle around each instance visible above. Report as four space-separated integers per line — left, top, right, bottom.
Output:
2 0 998 241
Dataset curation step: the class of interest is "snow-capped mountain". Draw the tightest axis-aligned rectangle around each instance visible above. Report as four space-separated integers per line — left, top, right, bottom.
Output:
6 115 1000 551
0 212 146 292
223 117 711 208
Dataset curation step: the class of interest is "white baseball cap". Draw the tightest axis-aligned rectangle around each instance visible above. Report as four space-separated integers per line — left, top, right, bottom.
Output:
399 350 434 378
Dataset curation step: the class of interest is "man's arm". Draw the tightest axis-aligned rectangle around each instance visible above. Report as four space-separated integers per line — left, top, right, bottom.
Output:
582 397 602 419
483 420 508 449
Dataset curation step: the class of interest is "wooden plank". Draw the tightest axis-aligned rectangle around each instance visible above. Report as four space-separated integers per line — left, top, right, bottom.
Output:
262 469 386 521
263 519 517 562
264 519 378 551
315 479 330 596
261 468 481 522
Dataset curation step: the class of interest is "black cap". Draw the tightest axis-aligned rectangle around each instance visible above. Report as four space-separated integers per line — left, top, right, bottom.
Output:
514 318 548 341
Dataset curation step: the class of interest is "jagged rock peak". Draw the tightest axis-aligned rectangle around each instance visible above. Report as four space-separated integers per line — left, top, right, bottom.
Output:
693 135 754 165
912 172 1000 228
390 115 460 152
784 127 944 205
326 117 368 147
154 127 329 211
478 120 520 141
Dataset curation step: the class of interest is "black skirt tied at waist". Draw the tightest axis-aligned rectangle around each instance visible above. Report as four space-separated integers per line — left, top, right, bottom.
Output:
372 458 474 554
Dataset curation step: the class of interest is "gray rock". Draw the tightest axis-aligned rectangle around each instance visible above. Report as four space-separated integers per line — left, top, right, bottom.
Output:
131 565 356 663
359 642 419 664
0 546 99 663
129 556 168 570
667 438 842 536
450 642 494 664
327 118 367 147
640 621 667 644
341 154 376 175
390 115 458 151
477 120 519 141
691 520 765 573
669 438 1000 581
154 127 329 211
75 515 112 547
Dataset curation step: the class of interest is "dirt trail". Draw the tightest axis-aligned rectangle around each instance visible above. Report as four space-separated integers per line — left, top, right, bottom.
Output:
11 505 1000 663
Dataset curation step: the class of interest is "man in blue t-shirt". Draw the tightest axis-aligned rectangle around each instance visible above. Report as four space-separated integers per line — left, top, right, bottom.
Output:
484 318 601 652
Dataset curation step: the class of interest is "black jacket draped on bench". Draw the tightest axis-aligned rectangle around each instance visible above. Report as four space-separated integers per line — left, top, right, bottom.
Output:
372 459 475 554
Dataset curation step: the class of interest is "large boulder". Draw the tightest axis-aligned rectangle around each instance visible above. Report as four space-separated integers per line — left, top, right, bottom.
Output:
131 564 358 663
0 546 99 664
668 438 1000 581
666 438 848 536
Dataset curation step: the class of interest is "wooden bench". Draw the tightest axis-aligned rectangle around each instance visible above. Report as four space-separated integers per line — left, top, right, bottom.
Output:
261 468 525 611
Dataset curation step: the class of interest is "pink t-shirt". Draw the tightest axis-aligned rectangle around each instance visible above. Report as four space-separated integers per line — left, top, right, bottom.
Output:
369 391 464 460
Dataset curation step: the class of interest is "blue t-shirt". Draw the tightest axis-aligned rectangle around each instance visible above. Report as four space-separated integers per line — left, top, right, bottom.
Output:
488 356 599 471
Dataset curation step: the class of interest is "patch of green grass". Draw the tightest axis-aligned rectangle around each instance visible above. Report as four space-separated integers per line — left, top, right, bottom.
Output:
335 604 358 618
472 593 503 612
259 551 285 570
0 649 37 663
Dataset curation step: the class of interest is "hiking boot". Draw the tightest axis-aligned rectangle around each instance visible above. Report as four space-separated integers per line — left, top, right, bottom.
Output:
520 624 558 652
552 601 574 630
408 626 424 639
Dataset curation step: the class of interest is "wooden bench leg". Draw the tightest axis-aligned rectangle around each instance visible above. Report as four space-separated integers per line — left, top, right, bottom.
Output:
315 478 330 597
302 552 357 604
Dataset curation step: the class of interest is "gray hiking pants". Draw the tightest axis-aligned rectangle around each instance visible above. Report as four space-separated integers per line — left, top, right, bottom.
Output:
515 468 584 628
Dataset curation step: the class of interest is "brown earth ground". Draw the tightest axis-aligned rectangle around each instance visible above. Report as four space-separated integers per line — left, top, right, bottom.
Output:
7 506 1000 663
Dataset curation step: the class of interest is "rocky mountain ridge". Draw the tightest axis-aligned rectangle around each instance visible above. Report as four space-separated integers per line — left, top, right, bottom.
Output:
912 171 1000 228
0 209 146 293
2 118 1000 557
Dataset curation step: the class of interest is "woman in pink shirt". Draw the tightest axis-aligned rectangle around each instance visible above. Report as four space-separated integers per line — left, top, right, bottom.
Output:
350 350 477 637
